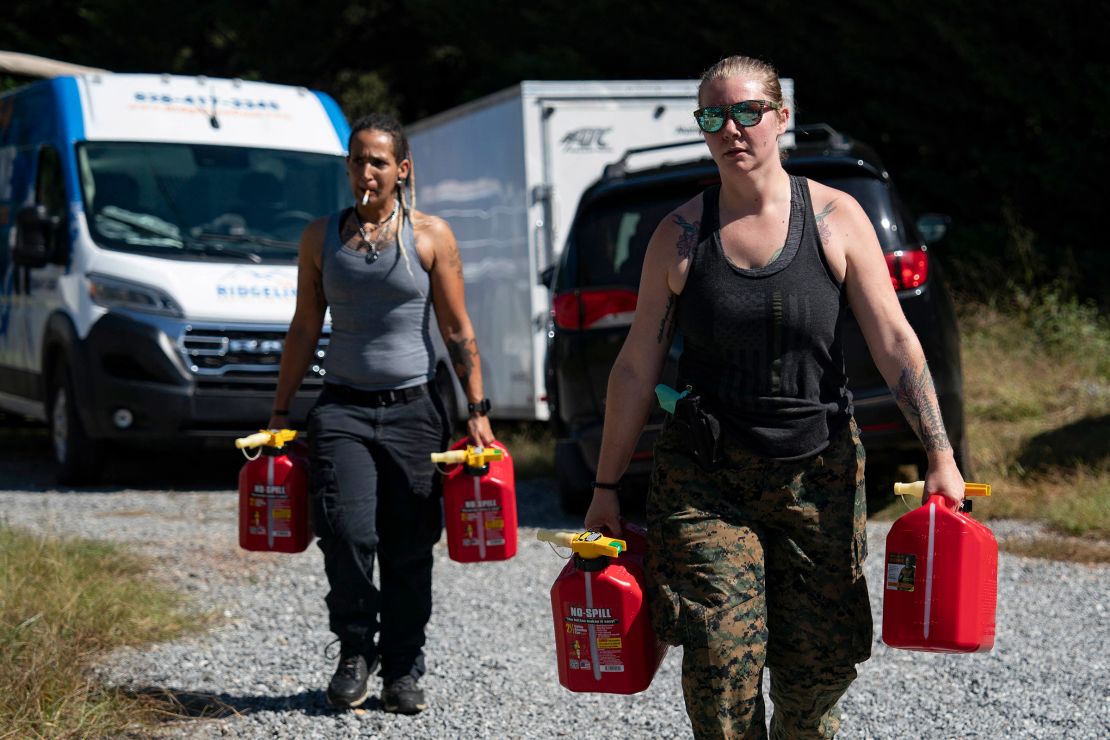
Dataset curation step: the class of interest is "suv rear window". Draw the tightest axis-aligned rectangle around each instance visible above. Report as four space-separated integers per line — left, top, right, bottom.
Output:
561 171 903 292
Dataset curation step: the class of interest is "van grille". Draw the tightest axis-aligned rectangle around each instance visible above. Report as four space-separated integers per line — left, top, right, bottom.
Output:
178 325 328 389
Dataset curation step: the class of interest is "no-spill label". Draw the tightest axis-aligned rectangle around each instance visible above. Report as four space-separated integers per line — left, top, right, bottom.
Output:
562 603 625 672
886 553 917 592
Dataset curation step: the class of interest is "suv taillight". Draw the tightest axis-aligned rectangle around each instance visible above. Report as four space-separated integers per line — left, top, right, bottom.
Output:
885 248 929 290
552 288 638 330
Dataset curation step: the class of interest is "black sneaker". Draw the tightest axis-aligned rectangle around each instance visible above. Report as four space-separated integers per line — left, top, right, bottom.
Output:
382 675 426 714
326 648 377 708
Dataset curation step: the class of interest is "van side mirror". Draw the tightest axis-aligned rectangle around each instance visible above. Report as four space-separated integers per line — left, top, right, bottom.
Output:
14 205 61 267
916 213 951 245
539 264 555 289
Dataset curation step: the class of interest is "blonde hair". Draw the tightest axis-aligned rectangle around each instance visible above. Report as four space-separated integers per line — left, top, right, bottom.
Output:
698 55 783 107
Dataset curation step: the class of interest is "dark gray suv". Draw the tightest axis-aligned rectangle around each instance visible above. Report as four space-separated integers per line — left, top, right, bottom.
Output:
544 125 968 512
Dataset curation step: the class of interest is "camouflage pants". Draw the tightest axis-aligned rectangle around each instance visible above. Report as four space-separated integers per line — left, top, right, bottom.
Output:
645 416 872 740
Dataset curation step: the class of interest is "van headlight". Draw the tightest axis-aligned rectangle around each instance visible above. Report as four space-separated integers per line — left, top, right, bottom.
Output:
87 274 184 317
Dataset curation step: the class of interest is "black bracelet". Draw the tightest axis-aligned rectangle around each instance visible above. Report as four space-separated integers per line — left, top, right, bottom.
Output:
592 480 621 491
272 408 289 416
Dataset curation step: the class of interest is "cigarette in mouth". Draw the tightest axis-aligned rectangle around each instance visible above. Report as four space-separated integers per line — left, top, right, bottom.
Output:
362 190 370 206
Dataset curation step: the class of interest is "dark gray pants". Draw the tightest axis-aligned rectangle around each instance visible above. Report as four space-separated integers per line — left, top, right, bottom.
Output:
307 384 448 681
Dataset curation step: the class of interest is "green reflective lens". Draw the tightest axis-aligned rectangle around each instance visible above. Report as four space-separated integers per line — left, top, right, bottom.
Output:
697 109 726 133
734 103 762 126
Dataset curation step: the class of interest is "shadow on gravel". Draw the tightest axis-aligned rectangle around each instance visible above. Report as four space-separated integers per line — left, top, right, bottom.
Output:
125 686 351 720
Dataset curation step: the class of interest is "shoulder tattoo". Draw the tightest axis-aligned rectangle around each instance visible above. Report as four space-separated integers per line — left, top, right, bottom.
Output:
815 201 836 246
673 215 699 259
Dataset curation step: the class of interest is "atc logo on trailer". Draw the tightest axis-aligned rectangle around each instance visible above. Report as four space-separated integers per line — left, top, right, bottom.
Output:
0 72 350 484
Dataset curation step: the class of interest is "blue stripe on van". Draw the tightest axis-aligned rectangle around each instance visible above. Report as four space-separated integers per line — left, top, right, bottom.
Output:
54 77 86 143
313 91 350 153
55 77 87 272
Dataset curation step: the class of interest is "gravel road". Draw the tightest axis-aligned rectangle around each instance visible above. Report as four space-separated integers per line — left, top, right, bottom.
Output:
1 439 1107 739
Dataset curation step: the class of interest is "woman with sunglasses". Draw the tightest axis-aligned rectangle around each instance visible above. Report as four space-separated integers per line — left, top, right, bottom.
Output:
585 55 966 737
268 113 494 714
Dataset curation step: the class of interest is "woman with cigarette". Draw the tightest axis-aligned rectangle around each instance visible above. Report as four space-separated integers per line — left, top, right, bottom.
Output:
268 113 493 714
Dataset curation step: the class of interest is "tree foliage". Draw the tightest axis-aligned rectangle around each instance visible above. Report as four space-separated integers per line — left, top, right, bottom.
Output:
1 0 1105 303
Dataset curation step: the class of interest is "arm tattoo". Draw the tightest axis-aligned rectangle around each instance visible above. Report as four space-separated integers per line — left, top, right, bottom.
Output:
815 201 836 246
447 337 479 383
672 215 700 259
447 245 464 280
892 360 952 453
656 292 677 344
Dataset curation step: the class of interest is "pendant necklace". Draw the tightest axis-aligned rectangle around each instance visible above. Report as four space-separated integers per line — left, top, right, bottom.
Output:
356 200 399 263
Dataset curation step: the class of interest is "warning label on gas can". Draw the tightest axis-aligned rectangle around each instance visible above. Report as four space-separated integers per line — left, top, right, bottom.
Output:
886 553 917 591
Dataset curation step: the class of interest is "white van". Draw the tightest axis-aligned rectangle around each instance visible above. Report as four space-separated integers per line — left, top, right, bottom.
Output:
0 72 352 483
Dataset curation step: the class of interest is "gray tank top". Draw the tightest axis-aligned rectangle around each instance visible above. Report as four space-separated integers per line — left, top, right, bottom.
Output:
320 208 434 391
677 176 852 460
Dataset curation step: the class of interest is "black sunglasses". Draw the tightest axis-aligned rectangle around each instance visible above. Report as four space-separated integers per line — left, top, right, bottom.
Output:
693 100 782 133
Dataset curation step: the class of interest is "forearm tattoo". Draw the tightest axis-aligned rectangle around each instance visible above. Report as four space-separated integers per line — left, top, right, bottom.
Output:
892 360 952 453
815 201 836 246
657 291 677 344
448 337 479 384
673 215 700 259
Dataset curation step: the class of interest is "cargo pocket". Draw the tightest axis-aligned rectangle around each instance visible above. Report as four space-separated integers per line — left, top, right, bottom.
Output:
645 567 684 646
682 590 769 675
309 461 339 540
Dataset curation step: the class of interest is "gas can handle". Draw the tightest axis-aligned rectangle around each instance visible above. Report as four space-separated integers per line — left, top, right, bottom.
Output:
429 445 504 467
536 529 625 559
893 481 991 498
235 429 298 460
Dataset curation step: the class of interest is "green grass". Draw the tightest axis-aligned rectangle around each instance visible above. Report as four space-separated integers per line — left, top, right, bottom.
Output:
495 421 556 480
955 288 1110 554
0 525 207 739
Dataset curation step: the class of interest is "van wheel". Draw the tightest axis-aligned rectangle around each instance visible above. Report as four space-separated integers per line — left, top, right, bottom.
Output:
49 365 103 485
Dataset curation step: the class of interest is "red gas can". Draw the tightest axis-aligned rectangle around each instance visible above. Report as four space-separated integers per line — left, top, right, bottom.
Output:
543 523 667 694
236 431 312 554
437 439 517 563
882 492 997 652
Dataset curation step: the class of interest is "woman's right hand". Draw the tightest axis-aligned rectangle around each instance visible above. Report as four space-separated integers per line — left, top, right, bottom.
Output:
267 413 289 431
584 489 622 536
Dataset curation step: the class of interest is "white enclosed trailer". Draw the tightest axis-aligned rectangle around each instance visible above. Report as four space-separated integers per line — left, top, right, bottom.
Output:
409 81 699 421
408 80 794 421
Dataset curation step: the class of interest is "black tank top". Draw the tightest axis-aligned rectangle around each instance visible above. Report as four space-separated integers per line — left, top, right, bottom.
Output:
676 175 852 460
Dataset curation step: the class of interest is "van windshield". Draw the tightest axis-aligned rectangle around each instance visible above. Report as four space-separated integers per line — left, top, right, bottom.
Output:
77 142 349 262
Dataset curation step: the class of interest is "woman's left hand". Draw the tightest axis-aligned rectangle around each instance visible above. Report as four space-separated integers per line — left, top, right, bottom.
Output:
467 414 495 448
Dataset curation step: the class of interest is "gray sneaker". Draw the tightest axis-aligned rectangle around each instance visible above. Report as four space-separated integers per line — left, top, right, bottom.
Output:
382 675 426 714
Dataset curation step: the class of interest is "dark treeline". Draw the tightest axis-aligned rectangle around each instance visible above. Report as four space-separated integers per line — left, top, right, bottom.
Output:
3 0 1107 305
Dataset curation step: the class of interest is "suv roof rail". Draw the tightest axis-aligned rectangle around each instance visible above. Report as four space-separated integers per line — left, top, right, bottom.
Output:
602 139 705 180
790 123 851 150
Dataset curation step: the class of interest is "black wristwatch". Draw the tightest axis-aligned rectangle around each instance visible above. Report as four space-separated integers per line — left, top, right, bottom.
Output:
467 398 492 416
